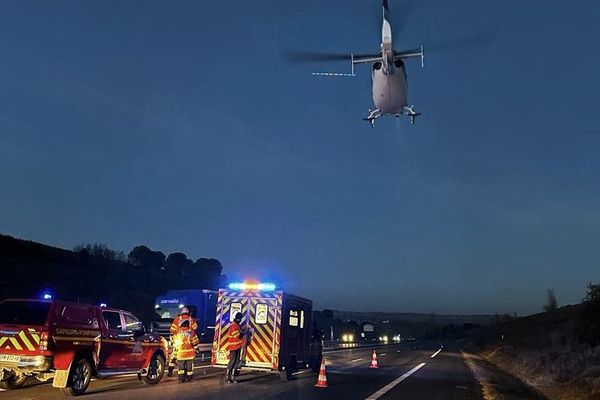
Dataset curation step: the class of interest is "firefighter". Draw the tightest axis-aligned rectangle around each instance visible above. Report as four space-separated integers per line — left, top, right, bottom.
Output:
167 307 198 377
226 312 245 383
172 319 200 382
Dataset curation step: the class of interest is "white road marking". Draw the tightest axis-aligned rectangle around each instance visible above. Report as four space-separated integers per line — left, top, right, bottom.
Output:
351 358 363 362
380 353 387 356
0 388 5 392
292 369 311 376
431 348 442 358
364 363 426 400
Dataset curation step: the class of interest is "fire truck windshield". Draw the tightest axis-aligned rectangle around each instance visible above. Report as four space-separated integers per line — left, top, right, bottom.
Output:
0 300 51 325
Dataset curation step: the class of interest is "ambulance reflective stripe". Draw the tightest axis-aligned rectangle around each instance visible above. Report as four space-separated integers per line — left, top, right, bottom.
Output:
246 297 278 367
212 290 284 369
0 330 41 351
222 294 248 350
273 292 282 368
212 292 249 365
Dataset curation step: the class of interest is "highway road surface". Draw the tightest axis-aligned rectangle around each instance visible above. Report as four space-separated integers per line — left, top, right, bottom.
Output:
0 342 482 399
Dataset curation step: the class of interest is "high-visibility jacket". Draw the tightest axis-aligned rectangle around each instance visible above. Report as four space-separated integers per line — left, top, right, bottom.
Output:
172 327 200 361
228 322 243 351
170 314 198 336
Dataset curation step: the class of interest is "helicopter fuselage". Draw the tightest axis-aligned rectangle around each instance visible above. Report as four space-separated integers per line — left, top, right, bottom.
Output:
371 60 407 115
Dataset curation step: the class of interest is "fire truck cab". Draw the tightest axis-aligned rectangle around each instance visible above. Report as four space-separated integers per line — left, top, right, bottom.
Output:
211 283 322 380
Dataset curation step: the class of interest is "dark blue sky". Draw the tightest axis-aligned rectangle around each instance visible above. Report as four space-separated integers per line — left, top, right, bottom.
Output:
1 1 599 314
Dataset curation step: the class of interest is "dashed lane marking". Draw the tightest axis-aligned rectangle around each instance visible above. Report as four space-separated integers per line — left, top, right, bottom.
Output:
292 370 311 376
364 363 427 400
431 348 442 358
351 358 363 362
380 353 387 356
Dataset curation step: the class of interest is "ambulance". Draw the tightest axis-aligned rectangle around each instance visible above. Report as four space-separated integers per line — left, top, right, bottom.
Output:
211 282 322 380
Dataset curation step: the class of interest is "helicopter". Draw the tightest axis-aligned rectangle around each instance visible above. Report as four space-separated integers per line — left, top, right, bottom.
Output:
289 0 424 127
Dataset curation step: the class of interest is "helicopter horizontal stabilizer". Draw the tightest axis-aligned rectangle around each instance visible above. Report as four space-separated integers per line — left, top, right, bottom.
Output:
394 45 425 67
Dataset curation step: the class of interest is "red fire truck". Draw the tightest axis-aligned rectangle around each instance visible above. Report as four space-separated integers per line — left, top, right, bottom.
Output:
0 298 168 396
211 282 322 380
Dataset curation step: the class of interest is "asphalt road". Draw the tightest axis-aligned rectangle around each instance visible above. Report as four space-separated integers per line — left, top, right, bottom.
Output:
0 342 483 400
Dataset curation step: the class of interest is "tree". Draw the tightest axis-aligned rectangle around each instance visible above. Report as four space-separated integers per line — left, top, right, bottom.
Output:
583 282 600 307
127 246 165 270
166 252 193 276
543 289 558 312
74 243 125 262
194 258 223 277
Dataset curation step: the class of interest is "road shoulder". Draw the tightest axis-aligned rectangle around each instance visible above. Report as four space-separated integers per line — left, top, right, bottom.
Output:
462 351 547 400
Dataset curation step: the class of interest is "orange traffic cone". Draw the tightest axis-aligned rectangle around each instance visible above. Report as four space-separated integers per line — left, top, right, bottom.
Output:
369 350 379 368
314 358 328 388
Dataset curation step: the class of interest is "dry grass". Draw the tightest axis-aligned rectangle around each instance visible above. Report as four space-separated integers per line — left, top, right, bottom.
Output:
483 346 600 400
463 351 547 400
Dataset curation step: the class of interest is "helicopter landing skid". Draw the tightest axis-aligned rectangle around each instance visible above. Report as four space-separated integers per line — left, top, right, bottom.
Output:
363 109 382 127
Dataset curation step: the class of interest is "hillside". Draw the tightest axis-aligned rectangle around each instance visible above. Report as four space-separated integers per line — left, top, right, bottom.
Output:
466 300 600 400
0 234 224 322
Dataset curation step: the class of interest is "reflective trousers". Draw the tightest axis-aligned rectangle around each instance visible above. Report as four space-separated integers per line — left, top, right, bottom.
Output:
177 359 194 382
226 348 241 378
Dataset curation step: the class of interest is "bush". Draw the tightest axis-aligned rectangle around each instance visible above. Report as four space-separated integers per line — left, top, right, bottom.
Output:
583 283 600 307
543 289 558 312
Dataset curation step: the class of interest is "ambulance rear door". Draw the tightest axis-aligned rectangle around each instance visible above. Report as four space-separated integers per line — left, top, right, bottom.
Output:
245 291 282 370
212 290 250 367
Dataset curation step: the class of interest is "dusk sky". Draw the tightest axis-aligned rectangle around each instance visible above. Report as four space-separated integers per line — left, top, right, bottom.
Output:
1 0 599 315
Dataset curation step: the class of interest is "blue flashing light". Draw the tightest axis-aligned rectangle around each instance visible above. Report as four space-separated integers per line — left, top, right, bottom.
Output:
42 293 52 300
228 282 276 291
99 303 107 308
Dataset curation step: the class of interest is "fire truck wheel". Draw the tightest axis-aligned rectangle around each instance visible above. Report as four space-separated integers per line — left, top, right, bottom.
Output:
142 353 165 385
62 357 92 397
0 374 28 390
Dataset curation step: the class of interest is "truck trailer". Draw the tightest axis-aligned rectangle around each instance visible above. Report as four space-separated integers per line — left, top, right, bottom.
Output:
152 289 217 344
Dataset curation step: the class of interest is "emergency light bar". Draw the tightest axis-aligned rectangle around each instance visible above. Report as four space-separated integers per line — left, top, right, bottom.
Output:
42 293 52 300
228 282 276 291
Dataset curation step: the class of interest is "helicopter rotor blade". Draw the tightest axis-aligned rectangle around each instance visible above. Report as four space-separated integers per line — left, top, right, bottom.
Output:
424 31 497 53
284 51 378 63
392 1 414 43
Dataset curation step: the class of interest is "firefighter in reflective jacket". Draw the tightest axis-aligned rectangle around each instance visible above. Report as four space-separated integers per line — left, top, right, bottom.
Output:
172 319 200 382
167 307 198 377
226 312 245 383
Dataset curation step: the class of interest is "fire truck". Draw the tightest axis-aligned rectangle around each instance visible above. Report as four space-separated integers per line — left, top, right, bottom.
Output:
211 282 322 380
0 297 167 396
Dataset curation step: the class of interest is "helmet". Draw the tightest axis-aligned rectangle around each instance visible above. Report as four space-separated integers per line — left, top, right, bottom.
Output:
233 312 242 323
181 307 190 315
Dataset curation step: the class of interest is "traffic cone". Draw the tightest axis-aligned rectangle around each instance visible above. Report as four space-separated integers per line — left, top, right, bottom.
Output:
314 358 328 388
369 350 379 368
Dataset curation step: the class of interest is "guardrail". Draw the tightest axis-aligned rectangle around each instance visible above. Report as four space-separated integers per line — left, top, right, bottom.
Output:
322 340 391 352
